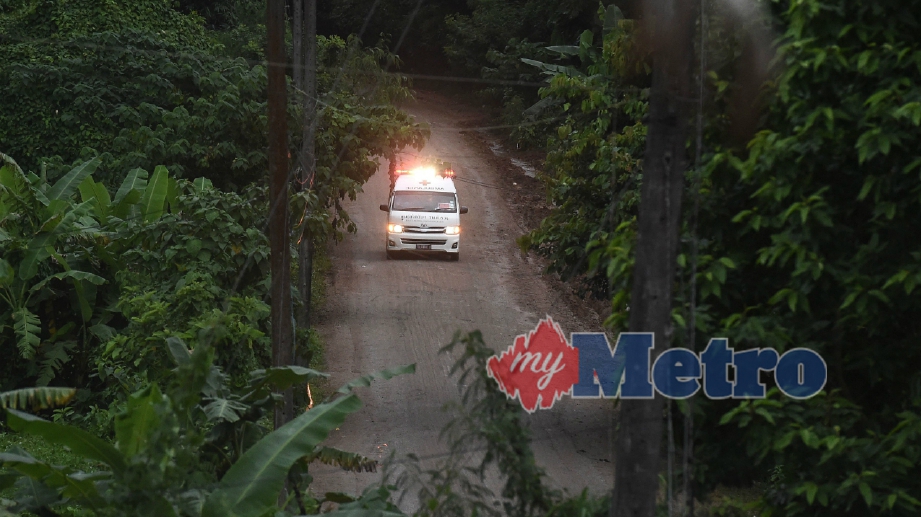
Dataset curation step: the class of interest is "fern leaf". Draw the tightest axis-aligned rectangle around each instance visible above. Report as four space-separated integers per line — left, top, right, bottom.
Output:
12 307 40 359
36 341 74 386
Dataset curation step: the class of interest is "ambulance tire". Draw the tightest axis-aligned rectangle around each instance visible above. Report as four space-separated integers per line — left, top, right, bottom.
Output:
449 253 459 262
386 249 394 260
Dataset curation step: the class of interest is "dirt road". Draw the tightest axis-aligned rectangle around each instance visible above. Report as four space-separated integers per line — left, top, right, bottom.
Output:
310 92 615 512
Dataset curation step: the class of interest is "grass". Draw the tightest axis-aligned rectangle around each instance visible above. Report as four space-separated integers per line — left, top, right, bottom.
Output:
0 428 101 516
0 428 98 471
657 483 765 517
696 484 765 516
307 239 331 372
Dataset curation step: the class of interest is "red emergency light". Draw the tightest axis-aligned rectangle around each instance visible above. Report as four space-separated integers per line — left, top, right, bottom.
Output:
394 162 455 179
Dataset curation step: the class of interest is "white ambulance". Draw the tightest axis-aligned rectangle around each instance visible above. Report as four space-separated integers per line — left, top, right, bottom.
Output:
379 166 468 261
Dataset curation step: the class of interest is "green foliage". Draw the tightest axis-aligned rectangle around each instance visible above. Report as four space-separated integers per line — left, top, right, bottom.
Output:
1 152 270 429
720 391 921 516
518 7 647 301
389 330 609 517
203 394 364 517
175 0 241 30
0 1 430 512
670 1 921 507
0 335 414 516
0 29 268 188
0 0 210 46
2 19 426 444
482 38 557 120
444 0 600 77
101 178 272 392
210 0 266 62
0 154 166 389
299 35 429 243
317 485 406 517
438 331 554 516
0 1 277 185
512 0 921 512
1 0 429 196
443 0 615 141
307 446 379 473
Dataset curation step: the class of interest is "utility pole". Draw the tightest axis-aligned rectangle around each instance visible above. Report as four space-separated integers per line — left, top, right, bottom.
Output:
610 0 695 515
297 0 317 336
267 0 293 430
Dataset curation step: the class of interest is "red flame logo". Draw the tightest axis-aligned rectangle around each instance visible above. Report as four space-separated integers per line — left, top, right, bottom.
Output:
486 317 580 412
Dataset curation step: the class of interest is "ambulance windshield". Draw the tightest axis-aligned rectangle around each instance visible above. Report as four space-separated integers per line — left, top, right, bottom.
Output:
392 191 457 212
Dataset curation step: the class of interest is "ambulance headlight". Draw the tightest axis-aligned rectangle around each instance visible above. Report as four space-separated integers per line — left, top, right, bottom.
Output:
445 226 460 235
388 224 403 233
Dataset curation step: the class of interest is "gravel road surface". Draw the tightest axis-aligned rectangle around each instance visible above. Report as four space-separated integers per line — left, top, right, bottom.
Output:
309 92 616 512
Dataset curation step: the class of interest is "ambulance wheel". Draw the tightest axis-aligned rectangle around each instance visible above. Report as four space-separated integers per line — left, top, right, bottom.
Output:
386 250 394 260
450 253 459 262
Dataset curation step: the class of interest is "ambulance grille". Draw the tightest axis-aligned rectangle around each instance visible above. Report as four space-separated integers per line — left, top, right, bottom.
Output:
401 238 447 245
403 225 446 234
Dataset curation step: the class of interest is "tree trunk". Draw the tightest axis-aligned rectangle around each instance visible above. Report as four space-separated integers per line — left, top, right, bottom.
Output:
611 0 695 515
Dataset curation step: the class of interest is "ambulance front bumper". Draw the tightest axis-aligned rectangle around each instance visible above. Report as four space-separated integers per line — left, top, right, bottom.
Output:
387 232 460 253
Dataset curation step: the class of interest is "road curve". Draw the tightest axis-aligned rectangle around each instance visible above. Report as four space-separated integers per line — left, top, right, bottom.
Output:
309 92 615 512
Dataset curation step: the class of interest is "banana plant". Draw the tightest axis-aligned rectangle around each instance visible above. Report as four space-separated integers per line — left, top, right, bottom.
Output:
0 155 107 383
0 334 415 517
0 152 174 385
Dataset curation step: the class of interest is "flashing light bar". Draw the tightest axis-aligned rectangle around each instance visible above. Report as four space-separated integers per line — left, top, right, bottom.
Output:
395 166 456 178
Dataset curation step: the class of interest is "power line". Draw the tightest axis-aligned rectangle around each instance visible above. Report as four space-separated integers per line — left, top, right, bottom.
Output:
400 73 545 88
0 32 546 88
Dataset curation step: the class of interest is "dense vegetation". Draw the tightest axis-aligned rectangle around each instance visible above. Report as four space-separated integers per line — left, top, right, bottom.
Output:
2 0 919 515
508 0 921 515
1 0 428 513
0 0 426 392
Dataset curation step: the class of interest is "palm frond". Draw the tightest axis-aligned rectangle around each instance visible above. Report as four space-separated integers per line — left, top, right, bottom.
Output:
0 387 76 410
307 445 378 473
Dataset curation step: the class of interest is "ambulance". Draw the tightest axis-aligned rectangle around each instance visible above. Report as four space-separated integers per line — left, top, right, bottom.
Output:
379 164 468 260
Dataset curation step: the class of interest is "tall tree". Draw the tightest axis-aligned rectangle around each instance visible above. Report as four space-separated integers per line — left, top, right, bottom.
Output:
611 0 695 514
606 1 775 512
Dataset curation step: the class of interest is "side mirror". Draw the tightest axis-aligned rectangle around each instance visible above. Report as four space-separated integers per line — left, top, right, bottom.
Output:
379 204 389 212
460 206 469 214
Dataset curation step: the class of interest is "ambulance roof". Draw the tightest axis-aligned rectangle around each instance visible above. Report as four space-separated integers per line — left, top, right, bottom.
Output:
393 174 457 194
